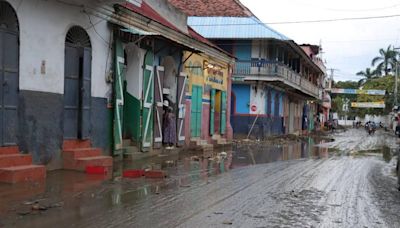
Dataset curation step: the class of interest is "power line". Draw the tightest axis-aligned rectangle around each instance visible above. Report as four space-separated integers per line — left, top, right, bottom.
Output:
317 3 400 12
190 14 400 26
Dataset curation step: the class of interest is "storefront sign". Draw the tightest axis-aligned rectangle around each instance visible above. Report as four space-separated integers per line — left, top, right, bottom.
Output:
351 101 385 108
331 88 385 95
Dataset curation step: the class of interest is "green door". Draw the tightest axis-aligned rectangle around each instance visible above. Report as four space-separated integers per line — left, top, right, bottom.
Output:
220 91 227 135
142 51 154 149
210 89 216 135
191 85 202 137
113 38 125 152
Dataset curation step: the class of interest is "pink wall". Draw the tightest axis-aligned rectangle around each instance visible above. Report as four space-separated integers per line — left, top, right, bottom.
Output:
184 99 191 146
201 103 211 143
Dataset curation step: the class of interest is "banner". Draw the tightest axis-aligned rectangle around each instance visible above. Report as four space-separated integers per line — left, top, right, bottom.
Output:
351 101 385 108
331 88 385 95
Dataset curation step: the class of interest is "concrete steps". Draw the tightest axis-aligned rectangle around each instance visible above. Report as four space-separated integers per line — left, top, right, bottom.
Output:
62 140 113 172
0 165 46 184
0 147 46 184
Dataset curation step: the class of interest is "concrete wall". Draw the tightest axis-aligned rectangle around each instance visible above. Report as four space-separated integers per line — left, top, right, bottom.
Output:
234 40 252 60
250 83 265 115
5 0 113 168
145 0 188 34
232 84 250 114
9 0 111 98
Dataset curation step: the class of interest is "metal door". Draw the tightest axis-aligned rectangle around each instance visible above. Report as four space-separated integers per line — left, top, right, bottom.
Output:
209 89 216 135
153 66 164 148
177 72 187 143
63 45 80 139
0 28 19 146
190 85 202 138
113 38 125 150
64 27 92 140
220 91 227 135
80 48 91 139
142 51 154 149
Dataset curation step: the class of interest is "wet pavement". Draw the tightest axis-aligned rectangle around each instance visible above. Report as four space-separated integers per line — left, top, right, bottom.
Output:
1 128 400 227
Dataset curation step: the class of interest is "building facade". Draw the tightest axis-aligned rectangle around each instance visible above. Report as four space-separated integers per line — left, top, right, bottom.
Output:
0 0 233 178
170 0 326 138
183 52 232 145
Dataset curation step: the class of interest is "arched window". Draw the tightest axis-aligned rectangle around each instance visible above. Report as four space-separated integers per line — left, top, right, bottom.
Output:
0 2 19 33
66 26 91 48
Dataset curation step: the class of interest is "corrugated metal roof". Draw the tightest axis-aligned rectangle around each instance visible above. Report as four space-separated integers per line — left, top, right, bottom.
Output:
187 17 290 40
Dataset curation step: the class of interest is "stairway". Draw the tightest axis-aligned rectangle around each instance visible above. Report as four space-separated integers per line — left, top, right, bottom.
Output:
0 146 46 184
62 140 113 172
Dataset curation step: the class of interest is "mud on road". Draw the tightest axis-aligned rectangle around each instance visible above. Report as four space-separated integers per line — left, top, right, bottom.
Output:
1 129 400 228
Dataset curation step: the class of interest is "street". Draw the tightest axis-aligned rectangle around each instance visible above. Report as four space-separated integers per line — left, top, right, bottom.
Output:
1 128 400 228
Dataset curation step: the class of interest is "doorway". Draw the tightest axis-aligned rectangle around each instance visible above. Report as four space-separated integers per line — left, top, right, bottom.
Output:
0 2 19 146
63 26 92 139
191 85 202 138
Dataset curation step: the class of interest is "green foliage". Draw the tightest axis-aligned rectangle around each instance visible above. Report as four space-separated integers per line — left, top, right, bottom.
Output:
371 45 398 76
333 80 359 89
332 76 396 117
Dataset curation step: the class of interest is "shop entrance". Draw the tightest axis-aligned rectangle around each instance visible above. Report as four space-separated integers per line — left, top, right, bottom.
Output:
210 89 227 135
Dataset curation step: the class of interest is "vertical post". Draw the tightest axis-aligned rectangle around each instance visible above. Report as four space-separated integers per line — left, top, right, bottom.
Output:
395 61 398 106
394 47 400 107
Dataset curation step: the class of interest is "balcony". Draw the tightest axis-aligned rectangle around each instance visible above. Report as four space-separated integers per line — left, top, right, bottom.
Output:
233 60 320 99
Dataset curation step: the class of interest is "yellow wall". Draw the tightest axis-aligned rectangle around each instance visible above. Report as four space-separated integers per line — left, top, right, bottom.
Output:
183 52 229 99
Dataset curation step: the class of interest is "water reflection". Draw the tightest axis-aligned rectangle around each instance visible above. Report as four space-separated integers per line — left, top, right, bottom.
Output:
232 138 329 167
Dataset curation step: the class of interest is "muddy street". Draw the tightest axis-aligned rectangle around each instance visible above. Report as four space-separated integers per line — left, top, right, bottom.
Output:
1 129 400 228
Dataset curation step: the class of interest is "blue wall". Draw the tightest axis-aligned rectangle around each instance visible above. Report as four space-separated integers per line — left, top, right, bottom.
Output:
234 40 252 60
232 84 250 114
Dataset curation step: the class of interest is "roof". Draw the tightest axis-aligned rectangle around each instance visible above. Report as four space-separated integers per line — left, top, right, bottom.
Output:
168 0 253 17
121 2 182 33
187 16 289 40
119 2 234 60
300 44 320 55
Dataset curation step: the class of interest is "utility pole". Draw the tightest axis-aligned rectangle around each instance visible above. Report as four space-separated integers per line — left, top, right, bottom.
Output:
394 47 400 107
326 68 338 90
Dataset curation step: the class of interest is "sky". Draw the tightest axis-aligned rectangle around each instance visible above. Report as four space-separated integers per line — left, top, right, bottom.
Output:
240 0 400 82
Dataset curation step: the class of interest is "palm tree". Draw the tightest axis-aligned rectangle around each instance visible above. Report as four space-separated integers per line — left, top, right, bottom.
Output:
371 45 398 76
356 68 378 85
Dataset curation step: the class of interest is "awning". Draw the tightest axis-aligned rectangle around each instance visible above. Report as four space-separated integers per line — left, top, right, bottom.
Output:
120 27 158 36
116 24 199 53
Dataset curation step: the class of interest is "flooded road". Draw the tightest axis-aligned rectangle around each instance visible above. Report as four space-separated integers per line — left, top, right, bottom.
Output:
1 129 400 228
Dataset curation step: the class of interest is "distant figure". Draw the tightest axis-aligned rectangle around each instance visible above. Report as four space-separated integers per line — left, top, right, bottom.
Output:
163 106 176 148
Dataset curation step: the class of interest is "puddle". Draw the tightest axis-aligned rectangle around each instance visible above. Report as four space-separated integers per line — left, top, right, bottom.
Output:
0 136 334 227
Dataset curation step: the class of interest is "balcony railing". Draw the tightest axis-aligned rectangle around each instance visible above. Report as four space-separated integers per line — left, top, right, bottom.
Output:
233 60 320 98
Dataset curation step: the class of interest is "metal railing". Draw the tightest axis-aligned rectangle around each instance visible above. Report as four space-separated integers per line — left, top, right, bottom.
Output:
234 60 319 97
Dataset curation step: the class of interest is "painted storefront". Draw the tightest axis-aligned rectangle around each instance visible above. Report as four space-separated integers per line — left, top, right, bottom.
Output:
113 34 188 152
183 52 232 144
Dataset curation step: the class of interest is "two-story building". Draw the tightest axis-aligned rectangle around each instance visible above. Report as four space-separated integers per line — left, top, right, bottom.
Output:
170 0 325 137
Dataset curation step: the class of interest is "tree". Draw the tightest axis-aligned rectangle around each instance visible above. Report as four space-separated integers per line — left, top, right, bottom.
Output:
356 68 378 85
371 45 398 76
333 80 359 89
